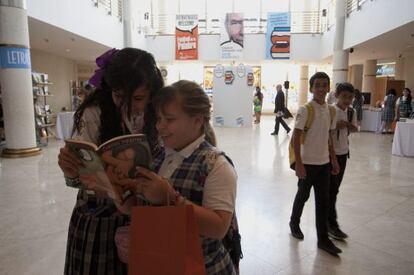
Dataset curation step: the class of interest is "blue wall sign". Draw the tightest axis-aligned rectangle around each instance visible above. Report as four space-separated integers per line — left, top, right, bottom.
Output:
0 47 31 69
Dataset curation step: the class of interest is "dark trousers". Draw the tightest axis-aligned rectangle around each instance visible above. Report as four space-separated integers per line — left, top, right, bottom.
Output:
328 154 348 228
290 163 330 241
274 116 290 134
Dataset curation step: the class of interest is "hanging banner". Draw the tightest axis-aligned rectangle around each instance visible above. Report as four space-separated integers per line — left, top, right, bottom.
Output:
175 14 198 60
266 12 291 60
220 13 244 60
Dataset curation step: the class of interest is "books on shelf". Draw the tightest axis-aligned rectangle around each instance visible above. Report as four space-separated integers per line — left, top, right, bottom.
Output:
33 72 55 145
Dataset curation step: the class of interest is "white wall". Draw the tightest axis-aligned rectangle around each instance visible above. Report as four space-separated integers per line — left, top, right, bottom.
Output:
27 0 123 49
343 0 414 49
147 33 332 62
319 28 335 59
129 0 151 49
402 55 414 92
30 49 77 113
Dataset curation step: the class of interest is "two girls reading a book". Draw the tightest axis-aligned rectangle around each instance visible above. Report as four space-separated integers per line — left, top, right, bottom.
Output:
57 47 164 275
118 80 242 274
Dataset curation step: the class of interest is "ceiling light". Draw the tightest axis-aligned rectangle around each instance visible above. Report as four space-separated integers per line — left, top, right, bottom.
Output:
65 49 71 52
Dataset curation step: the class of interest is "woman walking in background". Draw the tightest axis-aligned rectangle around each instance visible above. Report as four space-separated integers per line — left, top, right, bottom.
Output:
381 88 397 134
253 86 263 123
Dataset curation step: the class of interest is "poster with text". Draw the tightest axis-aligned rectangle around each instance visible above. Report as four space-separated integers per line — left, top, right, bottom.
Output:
266 12 291 60
175 14 198 60
220 13 244 60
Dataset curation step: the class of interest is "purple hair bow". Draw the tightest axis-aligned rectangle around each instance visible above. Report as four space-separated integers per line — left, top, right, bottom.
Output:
89 48 119 89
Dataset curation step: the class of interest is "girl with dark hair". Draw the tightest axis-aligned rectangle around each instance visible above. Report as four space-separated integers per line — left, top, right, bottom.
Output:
57 47 164 274
381 88 397 133
396 88 412 119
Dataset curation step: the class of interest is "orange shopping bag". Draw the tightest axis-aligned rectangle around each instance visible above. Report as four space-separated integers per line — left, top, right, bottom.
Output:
128 205 206 275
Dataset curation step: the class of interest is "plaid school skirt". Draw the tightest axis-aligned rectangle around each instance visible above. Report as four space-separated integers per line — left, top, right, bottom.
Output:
381 107 395 122
64 191 129 275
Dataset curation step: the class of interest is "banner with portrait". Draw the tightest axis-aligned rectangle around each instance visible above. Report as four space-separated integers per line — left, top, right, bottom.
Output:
220 13 244 60
175 14 198 60
266 12 291 60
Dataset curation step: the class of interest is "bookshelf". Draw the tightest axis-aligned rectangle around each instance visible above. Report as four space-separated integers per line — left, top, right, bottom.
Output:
32 72 56 146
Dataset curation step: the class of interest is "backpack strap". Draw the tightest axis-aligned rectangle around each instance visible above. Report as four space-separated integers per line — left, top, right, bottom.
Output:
301 103 314 144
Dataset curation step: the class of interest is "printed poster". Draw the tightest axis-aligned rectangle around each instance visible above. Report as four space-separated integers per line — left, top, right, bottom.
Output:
266 12 291 60
220 13 244 60
175 14 198 60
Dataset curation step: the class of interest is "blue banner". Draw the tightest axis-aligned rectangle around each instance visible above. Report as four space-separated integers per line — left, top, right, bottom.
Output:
266 12 291 60
0 47 31 69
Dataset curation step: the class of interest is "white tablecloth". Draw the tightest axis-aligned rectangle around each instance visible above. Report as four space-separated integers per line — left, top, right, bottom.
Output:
360 109 382 132
56 111 75 140
392 121 414 157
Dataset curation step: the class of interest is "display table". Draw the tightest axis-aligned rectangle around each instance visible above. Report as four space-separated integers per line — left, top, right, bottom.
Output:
56 111 75 140
392 121 414 157
360 109 382 132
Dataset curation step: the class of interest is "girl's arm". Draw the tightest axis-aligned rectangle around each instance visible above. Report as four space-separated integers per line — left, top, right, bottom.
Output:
329 131 340 175
132 166 235 240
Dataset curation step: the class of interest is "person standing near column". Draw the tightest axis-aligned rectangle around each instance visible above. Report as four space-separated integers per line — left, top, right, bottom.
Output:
271 84 291 135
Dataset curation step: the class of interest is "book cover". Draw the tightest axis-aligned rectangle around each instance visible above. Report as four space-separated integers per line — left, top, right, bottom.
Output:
65 134 153 203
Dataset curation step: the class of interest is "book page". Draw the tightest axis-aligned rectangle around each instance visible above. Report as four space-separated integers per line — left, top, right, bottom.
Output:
98 134 153 201
65 140 124 202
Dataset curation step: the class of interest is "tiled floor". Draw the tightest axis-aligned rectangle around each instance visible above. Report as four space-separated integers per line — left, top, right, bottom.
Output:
1 115 413 275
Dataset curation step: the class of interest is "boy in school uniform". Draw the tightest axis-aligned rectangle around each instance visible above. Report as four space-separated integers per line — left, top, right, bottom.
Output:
289 72 341 256
328 82 358 240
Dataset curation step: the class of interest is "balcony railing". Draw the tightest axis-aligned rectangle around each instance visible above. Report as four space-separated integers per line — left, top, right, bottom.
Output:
346 0 368 15
150 11 335 36
91 0 123 21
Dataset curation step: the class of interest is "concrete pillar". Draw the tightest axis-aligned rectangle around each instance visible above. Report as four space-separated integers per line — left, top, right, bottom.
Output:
0 0 41 157
395 58 405 80
123 0 133 47
332 0 349 86
298 65 309 107
362 59 377 105
349 64 363 91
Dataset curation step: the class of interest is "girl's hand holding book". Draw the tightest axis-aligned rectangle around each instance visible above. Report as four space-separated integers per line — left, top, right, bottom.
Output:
132 167 176 205
58 145 83 178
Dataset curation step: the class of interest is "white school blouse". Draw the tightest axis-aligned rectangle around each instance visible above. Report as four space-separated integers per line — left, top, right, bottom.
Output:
158 135 237 213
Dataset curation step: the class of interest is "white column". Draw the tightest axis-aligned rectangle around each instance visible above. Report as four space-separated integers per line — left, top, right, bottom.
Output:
298 65 309 107
362 59 377 105
395 58 405 80
0 0 41 157
349 64 363 91
123 0 133 47
332 0 349 86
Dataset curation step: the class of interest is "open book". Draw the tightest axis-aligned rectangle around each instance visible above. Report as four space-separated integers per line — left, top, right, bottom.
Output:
65 134 153 203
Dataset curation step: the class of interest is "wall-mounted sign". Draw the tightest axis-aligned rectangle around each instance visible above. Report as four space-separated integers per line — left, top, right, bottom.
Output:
224 71 234 85
376 63 395 76
247 72 254 86
0 47 31 69
237 63 246 78
214 64 224 78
